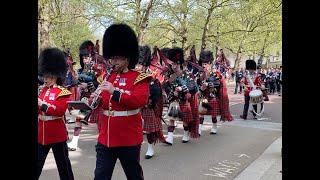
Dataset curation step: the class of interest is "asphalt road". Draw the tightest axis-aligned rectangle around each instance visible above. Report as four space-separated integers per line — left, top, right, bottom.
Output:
39 81 282 180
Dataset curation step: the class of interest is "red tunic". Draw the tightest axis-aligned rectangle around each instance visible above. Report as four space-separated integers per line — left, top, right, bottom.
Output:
38 86 71 145
241 74 263 95
97 70 151 147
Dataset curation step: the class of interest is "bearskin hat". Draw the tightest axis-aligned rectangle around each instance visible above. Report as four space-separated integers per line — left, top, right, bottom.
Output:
79 40 95 56
138 45 152 67
245 59 257 70
167 47 184 64
198 50 214 66
38 47 68 85
79 40 95 68
103 23 139 69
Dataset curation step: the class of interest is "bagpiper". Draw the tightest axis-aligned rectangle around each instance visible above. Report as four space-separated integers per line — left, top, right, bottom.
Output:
197 50 233 136
162 47 199 145
135 45 165 159
67 40 98 151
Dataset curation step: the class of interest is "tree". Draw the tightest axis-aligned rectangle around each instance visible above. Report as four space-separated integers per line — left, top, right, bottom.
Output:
38 0 92 51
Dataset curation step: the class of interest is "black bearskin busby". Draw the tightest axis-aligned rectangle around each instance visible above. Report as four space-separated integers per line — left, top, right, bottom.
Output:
79 40 95 69
159 47 170 65
198 50 214 66
167 47 184 65
245 59 257 70
38 47 68 86
103 23 139 69
138 45 152 67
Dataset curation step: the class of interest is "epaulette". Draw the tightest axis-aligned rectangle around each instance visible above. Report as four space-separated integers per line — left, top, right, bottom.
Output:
134 72 152 85
57 86 72 98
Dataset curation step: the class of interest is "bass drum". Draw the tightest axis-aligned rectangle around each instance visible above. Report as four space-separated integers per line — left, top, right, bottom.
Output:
249 89 263 105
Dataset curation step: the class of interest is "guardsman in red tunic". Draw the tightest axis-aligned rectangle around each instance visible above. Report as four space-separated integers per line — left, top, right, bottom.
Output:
240 60 265 120
89 23 150 180
135 45 165 159
38 47 74 180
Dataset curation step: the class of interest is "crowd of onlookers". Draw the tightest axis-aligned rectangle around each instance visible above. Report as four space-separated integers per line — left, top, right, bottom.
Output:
230 67 282 96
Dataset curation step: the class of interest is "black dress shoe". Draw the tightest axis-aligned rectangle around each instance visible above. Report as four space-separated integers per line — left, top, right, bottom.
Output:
182 140 189 143
240 115 247 120
80 120 88 125
210 132 217 135
68 147 76 151
145 155 153 159
163 141 172 145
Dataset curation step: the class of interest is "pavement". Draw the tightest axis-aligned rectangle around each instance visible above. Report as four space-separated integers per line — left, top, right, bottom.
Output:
228 81 282 180
39 80 282 180
234 136 282 180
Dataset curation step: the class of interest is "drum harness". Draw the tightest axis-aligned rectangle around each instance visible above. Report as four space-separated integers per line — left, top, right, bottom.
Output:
247 74 264 116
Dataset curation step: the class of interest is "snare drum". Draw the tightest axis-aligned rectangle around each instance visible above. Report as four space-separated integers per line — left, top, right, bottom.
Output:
249 89 263 104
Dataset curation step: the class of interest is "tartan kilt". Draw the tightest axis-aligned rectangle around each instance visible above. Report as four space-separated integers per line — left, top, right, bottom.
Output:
179 102 193 123
206 97 221 117
88 106 103 125
141 108 163 133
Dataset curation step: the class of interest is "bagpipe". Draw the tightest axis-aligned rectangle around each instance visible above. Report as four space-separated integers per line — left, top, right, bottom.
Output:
67 54 107 125
197 70 221 115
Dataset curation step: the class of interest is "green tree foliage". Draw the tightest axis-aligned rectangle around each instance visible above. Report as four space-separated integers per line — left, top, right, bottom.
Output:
39 0 282 67
38 0 94 63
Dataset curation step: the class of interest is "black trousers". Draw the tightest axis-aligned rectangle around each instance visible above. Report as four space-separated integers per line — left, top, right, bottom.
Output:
242 94 258 117
38 141 74 180
235 82 242 93
94 142 144 180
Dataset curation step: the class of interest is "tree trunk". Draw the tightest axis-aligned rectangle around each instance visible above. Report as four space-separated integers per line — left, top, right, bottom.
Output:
138 23 147 45
234 49 242 69
201 4 215 52
258 54 264 67
258 31 269 67
265 56 270 68
180 0 188 51
234 40 244 69
137 0 155 45
181 27 187 50
39 3 51 52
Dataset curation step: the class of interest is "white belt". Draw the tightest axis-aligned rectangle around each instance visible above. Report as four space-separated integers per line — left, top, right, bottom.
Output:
38 115 63 121
103 109 140 117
